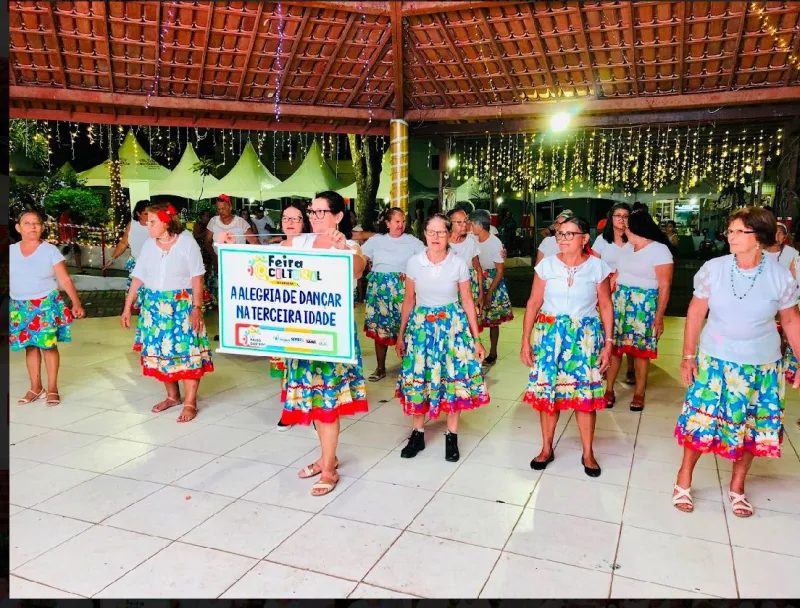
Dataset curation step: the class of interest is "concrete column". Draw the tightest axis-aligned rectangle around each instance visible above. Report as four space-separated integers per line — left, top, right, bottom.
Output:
390 119 409 214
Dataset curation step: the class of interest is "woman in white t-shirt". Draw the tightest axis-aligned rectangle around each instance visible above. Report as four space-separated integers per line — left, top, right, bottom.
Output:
673 207 800 517
395 214 488 463
447 207 484 309
11 210 85 406
121 203 213 423
204 194 259 257
104 199 151 309
283 191 369 497
765 222 799 279
605 211 674 412
361 207 425 381
521 216 614 476
470 209 514 365
535 210 574 264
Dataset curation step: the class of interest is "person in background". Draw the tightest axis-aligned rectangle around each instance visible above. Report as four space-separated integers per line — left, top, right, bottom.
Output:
283 191 368 496
470 209 514 365
122 202 213 423
11 210 86 406
521 215 614 476
104 200 151 311
361 207 425 381
252 207 276 243
765 222 799 279
500 208 518 255
674 207 800 517
58 208 83 273
604 211 674 411
240 208 258 236
396 214 488 462
536 210 574 264
664 220 680 248
448 206 484 310
412 206 425 241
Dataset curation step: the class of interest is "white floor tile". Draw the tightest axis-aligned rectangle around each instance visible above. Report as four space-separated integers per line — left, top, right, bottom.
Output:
10 423 50 443
542 447 633 487
734 546 800 598
557 427 636 458
610 576 718 598
182 500 312 558
173 456 283 498
96 541 256 598
325 443 391 478
349 583 419 599
396 424 484 458
10 430 101 463
104 485 232 540
242 468 357 513
362 447 460 491
718 472 800 515
112 416 203 445
227 433 320 466
57 437 155 473
629 456 722 501
214 406 284 432
168 424 263 456
222 561 356 599
442 461 540 506
322 479 434 528
10 576 85 599
481 552 611 598
110 446 217 484
409 492 522 549
365 531 499 598
594 410 642 434
268 514 400 580
635 434 717 469
14 525 170 597
10 510 93 569
36 474 163 523
62 410 152 436
505 508 620 572
11 464 98 508
10 457 41 475
528 474 626 524
339 420 411 450
466 437 540 471
637 413 681 438
727 507 800 558
615 526 736 597
11 404 102 430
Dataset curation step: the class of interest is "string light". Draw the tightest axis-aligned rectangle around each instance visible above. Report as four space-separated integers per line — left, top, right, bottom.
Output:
274 3 285 121
145 1 177 109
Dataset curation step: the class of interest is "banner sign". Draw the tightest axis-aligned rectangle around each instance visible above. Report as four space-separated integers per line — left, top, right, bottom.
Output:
216 244 356 364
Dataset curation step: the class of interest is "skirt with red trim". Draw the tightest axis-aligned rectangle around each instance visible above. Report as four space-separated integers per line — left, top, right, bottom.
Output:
364 271 406 346
523 313 606 413
10 290 72 351
281 329 368 425
612 283 659 359
784 344 797 383
675 352 784 460
480 268 514 328
270 357 286 379
395 302 489 418
134 287 214 382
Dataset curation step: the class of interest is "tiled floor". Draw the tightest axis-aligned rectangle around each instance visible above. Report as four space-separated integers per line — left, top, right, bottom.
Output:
9 311 800 599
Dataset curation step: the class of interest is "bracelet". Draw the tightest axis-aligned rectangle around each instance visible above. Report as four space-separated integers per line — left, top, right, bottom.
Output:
604 338 613 342
682 354 696 360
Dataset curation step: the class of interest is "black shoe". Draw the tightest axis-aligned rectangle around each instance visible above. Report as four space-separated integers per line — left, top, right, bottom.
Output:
276 419 292 432
483 355 497 366
401 430 425 458
445 431 460 462
213 334 219 341
581 456 602 478
530 450 554 470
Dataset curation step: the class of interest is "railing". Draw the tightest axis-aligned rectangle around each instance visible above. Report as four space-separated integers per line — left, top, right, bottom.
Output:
44 222 115 276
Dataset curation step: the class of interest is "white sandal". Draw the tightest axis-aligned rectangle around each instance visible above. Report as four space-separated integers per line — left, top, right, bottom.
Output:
728 491 754 518
672 484 694 513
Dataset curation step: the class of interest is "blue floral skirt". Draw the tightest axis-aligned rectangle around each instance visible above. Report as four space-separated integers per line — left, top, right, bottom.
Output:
523 313 606 413
612 284 659 359
10 290 72 351
364 271 405 346
281 329 368 425
395 303 489 418
480 268 514 328
675 352 784 460
784 345 797 383
134 288 214 382
270 357 286 379
458 268 482 311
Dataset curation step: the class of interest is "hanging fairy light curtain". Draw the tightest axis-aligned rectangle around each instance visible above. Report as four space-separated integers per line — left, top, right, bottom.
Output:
450 125 783 199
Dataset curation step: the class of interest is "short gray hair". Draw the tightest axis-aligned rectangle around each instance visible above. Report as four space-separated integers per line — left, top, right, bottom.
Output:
469 209 491 232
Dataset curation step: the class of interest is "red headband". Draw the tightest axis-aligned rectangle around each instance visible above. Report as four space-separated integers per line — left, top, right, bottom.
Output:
217 194 231 203
156 204 177 225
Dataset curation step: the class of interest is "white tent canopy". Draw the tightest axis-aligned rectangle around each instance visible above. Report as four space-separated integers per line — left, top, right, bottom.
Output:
78 130 170 186
207 141 281 201
150 143 220 200
268 140 347 199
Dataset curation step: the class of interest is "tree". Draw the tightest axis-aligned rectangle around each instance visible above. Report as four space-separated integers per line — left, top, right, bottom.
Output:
10 119 50 167
348 135 382 230
108 127 126 233
191 156 223 204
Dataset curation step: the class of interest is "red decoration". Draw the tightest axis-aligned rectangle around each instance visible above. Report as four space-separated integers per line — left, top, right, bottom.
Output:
217 194 231 203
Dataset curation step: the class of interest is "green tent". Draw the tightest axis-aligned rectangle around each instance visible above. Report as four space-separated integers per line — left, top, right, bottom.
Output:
268 140 347 199
78 130 170 186
337 150 436 202
207 141 281 201
151 143 220 200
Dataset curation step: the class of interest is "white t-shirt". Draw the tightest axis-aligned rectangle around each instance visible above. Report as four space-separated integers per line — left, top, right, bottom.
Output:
449 236 480 268
766 245 799 273
535 255 612 319
207 215 252 244
128 220 150 259
476 234 505 271
489 225 499 236
592 235 633 272
132 231 206 292
405 250 471 308
615 241 673 290
291 233 358 251
538 235 559 258
10 242 65 300
361 233 425 274
694 254 798 365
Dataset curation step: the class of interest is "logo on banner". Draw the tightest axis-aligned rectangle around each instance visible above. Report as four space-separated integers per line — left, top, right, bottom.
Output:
247 253 322 286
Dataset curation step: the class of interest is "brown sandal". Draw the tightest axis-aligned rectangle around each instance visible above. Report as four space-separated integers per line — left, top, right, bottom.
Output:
176 404 197 423
152 397 182 413
604 390 616 409
630 394 645 412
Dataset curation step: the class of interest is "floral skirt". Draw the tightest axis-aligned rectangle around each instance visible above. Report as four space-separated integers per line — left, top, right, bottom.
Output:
270 357 286 379
675 352 784 460
784 345 797 383
281 329 369 425
612 284 659 359
480 268 514 328
364 271 405 346
395 303 490 418
134 288 214 382
10 290 72 351
523 313 606 413
458 268 481 310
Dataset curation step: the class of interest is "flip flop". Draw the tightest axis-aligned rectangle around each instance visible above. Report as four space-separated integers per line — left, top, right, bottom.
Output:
18 388 45 405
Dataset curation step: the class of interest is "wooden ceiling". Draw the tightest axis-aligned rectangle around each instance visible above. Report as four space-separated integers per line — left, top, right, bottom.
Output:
9 1 800 135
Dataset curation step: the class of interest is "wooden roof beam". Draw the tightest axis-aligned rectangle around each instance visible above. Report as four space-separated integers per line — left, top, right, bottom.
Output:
43 2 67 88
676 1 686 94
195 2 214 97
476 8 523 103
728 1 749 90
289 2 389 16
235 3 265 101
783 17 800 85
101 0 114 94
623 1 639 95
391 2 405 117
344 23 394 107
573 6 601 98
433 14 489 106
401 2 519 17
404 34 452 107
523 3 558 98
309 13 358 105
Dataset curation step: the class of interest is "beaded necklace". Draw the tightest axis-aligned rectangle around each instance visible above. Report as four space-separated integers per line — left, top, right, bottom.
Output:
730 252 765 300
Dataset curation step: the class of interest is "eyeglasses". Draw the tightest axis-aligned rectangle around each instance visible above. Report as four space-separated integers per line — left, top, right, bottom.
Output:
554 230 585 241
425 230 449 238
282 216 303 224
451 220 467 225
307 209 333 219
612 214 629 220
724 229 755 237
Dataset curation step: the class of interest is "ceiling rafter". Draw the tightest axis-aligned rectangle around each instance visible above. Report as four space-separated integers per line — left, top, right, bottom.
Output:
390 1 405 117
623 1 639 96
476 7 522 103
433 14 489 106
101 1 114 94
195 2 214 98
676 1 686 94
572 5 601 98
309 12 358 105
43 2 67 88
278 7 315 87
728 1 749 90
235 3 265 101
783 17 800 85
404 30 452 108
343 22 393 107
523 3 558 99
